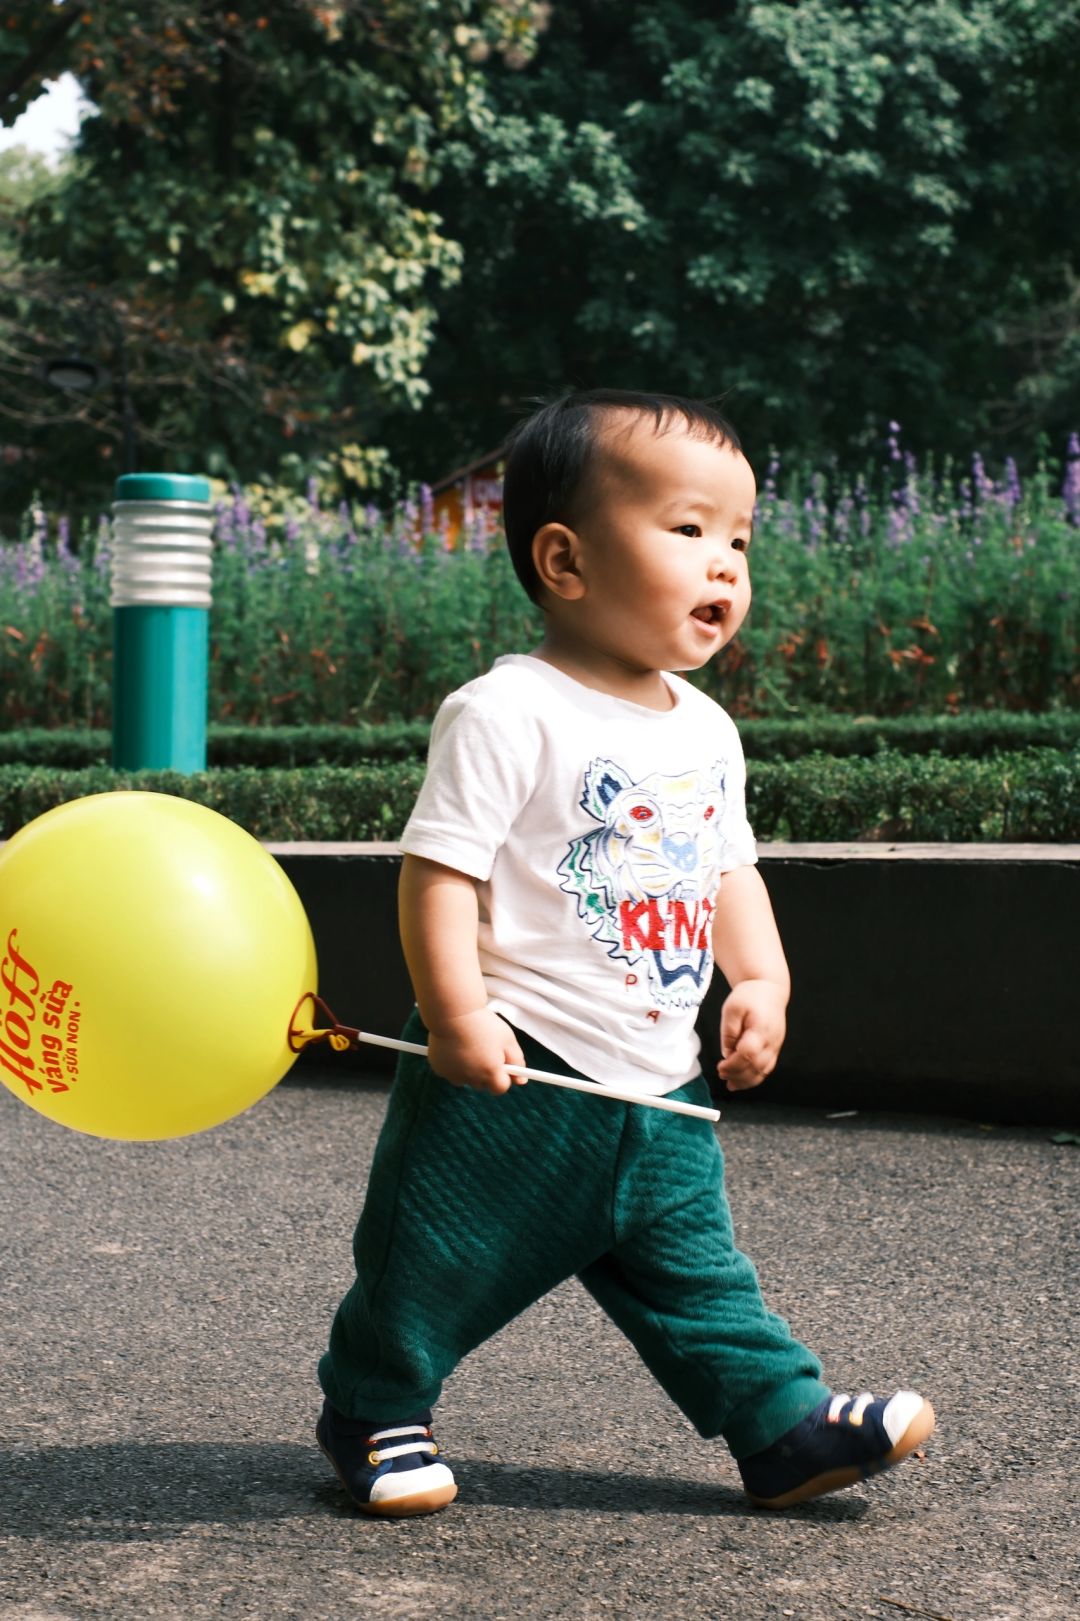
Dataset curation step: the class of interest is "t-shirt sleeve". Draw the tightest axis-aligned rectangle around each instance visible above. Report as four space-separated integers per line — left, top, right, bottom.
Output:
399 688 540 881
716 717 758 872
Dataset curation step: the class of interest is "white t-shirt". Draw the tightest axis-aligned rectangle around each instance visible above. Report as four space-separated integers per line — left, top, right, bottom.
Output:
399 654 758 1095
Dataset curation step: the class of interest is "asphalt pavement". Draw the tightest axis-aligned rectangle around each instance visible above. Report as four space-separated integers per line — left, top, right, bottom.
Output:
1 1069 1077 1621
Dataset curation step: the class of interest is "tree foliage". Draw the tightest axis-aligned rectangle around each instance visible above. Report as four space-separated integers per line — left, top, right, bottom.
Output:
0 0 547 506
1 0 1078 506
392 0 1080 476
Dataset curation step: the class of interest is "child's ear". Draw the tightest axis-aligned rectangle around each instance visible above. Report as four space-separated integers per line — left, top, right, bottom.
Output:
532 522 587 601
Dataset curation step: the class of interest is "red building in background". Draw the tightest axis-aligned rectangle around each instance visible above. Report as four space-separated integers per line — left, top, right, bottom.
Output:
429 449 504 545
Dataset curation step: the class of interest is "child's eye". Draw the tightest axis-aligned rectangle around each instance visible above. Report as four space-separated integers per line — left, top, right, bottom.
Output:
674 524 701 538
732 537 750 553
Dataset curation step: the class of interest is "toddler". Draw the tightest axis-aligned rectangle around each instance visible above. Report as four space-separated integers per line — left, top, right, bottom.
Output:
315 389 935 1516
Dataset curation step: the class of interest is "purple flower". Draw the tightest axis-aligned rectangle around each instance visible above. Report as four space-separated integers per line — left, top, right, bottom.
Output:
959 478 974 522
802 495 824 552
1004 457 1022 511
94 515 111 574
776 501 799 541
216 503 238 552
55 514 80 577
1062 432 1080 524
887 421 902 462
894 460 921 519
887 505 912 547
466 509 498 554
394 499 419 556
834 492 854 539
972 453 995 504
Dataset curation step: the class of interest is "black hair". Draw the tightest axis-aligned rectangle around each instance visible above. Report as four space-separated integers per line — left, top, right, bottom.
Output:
500 387 742 604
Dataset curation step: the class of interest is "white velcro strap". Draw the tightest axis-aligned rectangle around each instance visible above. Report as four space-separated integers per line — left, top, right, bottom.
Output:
369 1424 430 1443
371 1439 437 1463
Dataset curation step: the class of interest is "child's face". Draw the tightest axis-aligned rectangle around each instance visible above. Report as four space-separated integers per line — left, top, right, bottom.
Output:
566 414 755 681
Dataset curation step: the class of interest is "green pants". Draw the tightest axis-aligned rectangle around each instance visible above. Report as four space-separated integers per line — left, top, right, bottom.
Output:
319 1013 828 1459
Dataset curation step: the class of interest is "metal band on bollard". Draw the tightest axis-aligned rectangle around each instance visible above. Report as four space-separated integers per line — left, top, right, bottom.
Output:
110 473 214 773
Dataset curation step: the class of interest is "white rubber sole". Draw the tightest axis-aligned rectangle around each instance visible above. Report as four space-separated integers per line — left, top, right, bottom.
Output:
318 1437 459 1518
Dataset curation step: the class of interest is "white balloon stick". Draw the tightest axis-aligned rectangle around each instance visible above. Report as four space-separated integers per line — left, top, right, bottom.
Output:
350 1029 721 1123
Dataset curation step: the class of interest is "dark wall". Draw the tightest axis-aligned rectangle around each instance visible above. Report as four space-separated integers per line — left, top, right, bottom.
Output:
275 848 1080 1127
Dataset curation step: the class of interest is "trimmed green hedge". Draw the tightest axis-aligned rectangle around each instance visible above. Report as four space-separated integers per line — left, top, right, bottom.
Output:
0 764 426 842
748 749 1079 841
1 749 1076 842
739 712 1080 760
3 711 1080 769
0 722 432 769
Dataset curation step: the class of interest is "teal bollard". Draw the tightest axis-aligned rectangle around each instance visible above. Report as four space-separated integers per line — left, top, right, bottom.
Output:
110 473 214 772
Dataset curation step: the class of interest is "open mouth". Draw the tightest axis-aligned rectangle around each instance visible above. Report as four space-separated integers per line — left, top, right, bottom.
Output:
691 602 728 627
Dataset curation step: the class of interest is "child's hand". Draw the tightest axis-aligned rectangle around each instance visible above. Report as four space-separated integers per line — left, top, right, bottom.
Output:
426 1008 527 1096
717 979 787 1091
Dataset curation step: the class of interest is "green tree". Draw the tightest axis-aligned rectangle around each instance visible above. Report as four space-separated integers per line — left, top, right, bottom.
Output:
388 0 1080 479
0 146 66 226
0 144 77 518
0 0 548 506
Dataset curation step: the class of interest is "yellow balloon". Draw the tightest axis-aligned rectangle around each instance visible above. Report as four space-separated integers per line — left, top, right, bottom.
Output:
0 792 317 1140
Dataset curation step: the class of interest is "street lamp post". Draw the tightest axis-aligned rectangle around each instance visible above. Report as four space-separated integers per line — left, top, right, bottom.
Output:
110 472 214 773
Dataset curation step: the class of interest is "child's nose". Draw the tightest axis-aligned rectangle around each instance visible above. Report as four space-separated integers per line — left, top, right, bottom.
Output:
709 542 740 579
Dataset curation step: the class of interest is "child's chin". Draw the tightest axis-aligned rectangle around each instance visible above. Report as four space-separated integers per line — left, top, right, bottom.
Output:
686 641 727 668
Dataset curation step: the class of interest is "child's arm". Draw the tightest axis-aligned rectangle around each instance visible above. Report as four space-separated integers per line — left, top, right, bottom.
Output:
398 853 526 1095
710 865 791 1092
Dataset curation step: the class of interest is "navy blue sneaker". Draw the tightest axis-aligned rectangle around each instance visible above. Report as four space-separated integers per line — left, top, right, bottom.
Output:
738 1390 935 1509
316 1399 457 1517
